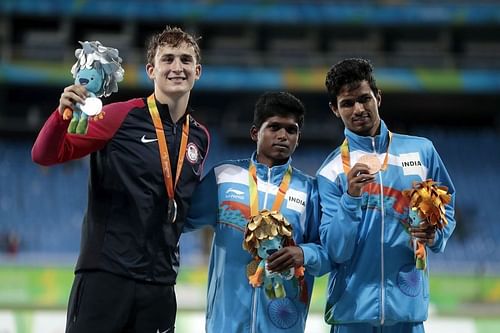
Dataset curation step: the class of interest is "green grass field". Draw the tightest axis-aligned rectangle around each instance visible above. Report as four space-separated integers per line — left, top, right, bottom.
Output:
1 266 500 332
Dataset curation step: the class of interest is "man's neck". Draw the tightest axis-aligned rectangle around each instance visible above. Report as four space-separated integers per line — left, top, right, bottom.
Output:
154 90 190 123
256 154 287 168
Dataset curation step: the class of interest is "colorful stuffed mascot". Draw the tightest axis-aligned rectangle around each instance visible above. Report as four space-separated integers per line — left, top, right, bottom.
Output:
63 41 124 134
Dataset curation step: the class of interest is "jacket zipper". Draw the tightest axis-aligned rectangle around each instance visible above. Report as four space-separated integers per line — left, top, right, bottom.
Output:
373 137 386 325
251 167 272 333
263 168 271 208
251 288 258 333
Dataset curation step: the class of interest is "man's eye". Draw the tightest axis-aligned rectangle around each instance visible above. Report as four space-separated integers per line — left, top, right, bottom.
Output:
286 127 298 134
359 96 372 103
341 101 354 108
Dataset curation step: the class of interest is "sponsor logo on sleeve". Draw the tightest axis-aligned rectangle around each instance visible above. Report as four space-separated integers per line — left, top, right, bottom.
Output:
225 187 245 200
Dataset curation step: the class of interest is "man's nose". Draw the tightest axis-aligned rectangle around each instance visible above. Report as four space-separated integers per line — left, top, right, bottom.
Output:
354 101 365 113
276 128 287 140
171 58 183 71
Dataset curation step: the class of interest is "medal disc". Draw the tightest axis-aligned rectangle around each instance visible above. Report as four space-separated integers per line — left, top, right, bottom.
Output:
358 154 382 174
79 97 103 116
167 198 178 223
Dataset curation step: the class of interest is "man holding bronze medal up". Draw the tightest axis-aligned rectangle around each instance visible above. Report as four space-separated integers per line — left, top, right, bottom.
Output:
316 58 456 333
32 26 209 333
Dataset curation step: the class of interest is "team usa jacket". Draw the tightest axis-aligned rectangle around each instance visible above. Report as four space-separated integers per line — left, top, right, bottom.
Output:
316 120 456 326
186 154 331 333
32 97 210 284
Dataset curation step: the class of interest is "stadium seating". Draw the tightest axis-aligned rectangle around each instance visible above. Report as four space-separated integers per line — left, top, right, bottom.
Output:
1 128 499 274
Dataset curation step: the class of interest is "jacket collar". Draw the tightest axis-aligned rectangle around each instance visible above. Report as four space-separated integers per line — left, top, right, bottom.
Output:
344 120 390 153
152 97 191 125
250 152 292 184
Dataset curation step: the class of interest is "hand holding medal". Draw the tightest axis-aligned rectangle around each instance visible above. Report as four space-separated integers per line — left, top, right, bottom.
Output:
357 154 382 174
63 41 124 135
341 132 392 197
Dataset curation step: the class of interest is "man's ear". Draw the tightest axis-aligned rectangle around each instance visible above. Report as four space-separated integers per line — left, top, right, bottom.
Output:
376 89 382 108
250 125 259 142
329 102 340 118
145 63 155 80
195 64 202 81
295 131 301 149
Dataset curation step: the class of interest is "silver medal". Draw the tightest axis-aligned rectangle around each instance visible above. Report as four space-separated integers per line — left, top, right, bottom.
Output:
167 199 177 224
78 97 103 116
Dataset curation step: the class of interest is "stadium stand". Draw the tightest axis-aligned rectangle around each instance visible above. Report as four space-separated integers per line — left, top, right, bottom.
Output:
1 0 499 276
1 127 499 274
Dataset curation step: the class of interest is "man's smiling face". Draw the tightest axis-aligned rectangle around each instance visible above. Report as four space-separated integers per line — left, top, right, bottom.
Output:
146 42 201 100
330 80 381 137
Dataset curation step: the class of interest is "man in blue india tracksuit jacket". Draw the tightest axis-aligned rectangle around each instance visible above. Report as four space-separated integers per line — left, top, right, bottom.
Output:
317 58 456 332
186 92 331 333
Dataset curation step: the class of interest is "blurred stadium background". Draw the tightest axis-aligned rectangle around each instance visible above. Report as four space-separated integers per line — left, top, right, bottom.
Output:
1 0 500 332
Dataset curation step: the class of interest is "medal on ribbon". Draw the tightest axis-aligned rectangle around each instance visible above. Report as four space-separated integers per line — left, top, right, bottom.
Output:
340 131 392 175
242 162 307 302
167 198 178 224
357 154 382 174
147 94 189 223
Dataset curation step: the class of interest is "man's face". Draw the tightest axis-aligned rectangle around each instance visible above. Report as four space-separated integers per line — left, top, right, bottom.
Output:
146 43 201 100
330 80 381 137
251 115 300 167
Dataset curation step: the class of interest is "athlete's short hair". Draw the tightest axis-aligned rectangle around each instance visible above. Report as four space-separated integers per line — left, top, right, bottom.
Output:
146 26 202 65
325 58 378 105
253 91 305 129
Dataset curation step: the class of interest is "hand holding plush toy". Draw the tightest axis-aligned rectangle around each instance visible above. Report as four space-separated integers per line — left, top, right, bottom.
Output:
63 41 124 134
243 210 306 299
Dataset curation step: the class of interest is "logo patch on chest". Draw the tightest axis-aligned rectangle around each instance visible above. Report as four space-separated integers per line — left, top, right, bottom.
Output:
399 152 424 177
286 189 307 213
185 142 200 164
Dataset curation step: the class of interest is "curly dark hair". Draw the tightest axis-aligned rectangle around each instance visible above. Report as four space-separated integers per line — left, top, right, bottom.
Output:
253 91 305 129
146 26 202 65
325 58 378 105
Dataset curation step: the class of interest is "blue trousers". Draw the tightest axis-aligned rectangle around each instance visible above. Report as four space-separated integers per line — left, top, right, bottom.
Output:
331 322 425 333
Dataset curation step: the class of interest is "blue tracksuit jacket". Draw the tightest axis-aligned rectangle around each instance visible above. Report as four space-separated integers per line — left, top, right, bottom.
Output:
186 153 331 333
316 121 456 326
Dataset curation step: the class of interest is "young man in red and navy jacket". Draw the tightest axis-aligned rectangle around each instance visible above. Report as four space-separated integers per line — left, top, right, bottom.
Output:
32 26 210 333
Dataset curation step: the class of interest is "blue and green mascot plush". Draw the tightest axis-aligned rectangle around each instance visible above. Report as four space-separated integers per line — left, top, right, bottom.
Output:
243 209 307 300
63 41 124 134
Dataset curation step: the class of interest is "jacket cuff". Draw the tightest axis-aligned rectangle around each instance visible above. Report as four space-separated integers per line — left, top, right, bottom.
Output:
299 244 318 275
341 192 362 212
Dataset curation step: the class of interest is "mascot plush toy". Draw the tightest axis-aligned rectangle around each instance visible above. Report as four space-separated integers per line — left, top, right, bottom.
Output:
403 179 451 270
63 41 124 134
243 210 306 300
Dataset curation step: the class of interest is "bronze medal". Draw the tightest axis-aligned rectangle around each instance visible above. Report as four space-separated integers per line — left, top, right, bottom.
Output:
167 198 177 224
357 154 382 174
